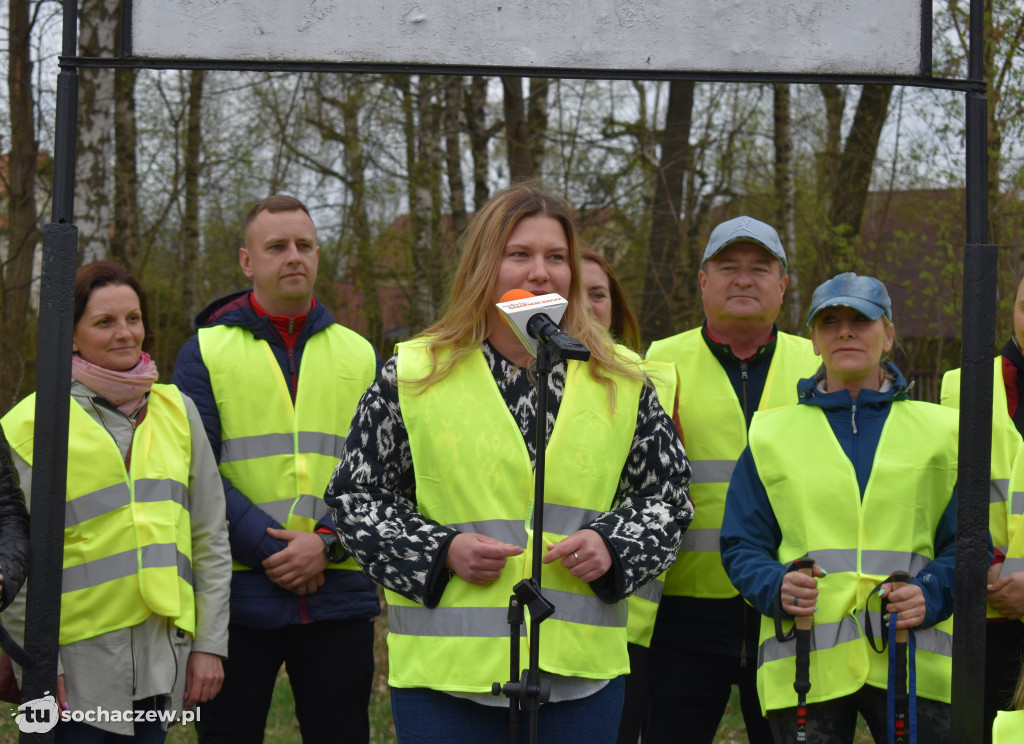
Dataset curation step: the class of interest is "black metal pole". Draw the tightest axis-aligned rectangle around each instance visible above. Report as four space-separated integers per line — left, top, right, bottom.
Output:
19 1 78 741
950 0 994 740
525 344 551 744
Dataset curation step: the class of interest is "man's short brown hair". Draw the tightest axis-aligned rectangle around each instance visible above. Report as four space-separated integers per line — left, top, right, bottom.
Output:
244 195 312 230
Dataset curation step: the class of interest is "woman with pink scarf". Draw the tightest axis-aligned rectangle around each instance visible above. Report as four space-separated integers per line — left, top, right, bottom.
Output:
1 261 231 743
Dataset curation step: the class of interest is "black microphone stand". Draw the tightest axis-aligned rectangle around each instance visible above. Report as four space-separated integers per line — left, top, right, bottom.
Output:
492 326 590 744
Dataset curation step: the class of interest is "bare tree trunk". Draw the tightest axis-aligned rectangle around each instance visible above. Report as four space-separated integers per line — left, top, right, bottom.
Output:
829 84 893 235
527 78 549 179
818 84 845 202
421 77 445 314
1 0 40 407
983 0 1006 245
502 76 548 183
399 76 445 330
465 75 494 211
112 65 139 269
340 80 383 349
77 0 120 262
813 83 892 284
640 80 694 342
444 75 468 248
181 70 204 335
503 76 532 181
773 83 800 328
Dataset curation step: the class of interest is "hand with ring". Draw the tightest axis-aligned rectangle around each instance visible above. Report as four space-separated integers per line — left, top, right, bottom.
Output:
780 564 825 618
543 529 612 582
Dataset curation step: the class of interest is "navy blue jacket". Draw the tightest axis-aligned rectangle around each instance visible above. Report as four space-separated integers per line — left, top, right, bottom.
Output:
720 364 970 631
172 290 381 629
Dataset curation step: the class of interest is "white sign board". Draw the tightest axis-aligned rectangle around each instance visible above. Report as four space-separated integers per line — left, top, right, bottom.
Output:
127 0 927 76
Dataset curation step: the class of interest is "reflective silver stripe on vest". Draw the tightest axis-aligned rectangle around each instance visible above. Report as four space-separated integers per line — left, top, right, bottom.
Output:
992 479 1010 504
759 616 861 664
389 606 523 637
389 590 625 637
1013 490 1024 517
135 480 189 509
860 551 932 577
175 548 194 585
220 433 294 462
540 504 604 536
805 549 931 577
448 519 528 548
806 549 858 573
293 494 330 522
1003 558 1024 574
297 431 347 459
679 528 720 553
66 483 130 528
547 588 627 628
690 460 736 485
859 609 952 657
63 544 192 593
65 480 188 529
142 543 193 587
763 614 953 664
255 495 329 525
221 432 345 463
634 579 664 603
255 498 296 525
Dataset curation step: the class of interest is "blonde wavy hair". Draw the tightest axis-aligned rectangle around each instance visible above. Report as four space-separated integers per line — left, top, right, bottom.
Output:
406 181 646 404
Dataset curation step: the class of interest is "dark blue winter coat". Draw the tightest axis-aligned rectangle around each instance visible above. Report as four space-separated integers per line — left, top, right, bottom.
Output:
172 290 381 629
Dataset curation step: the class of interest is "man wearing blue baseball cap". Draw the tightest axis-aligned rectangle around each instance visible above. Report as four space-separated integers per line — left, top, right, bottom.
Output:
645 216 820 744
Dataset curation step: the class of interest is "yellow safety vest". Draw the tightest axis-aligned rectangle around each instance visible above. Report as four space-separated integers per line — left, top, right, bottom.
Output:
999 441 1024 579
625 360 678 647
749 400 958 713
993 709 1024 743
388 340 641 692
647 329 819 598
2 385 195 645
941 360 1023 617
198 323 376 572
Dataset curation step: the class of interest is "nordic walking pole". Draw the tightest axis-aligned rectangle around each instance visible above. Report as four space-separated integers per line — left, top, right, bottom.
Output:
793 557 816 743
888 570 913 744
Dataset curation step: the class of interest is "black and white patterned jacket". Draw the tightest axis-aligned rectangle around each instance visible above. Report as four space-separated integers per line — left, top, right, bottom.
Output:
326 341 693 607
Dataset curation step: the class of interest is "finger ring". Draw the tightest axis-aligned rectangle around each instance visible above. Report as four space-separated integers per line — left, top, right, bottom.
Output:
793 597 799 607
573 551 580 564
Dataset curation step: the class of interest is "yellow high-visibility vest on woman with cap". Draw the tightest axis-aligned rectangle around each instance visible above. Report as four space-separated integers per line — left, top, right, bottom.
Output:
198 322 376 571
2 385 195 645
388 339 641 691
646 328 819 599
748 400 957 713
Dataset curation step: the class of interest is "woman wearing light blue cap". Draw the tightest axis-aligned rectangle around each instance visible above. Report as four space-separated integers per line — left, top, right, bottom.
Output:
720 272 972 743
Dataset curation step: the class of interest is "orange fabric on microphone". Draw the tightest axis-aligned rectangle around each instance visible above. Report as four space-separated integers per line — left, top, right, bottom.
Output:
498 289 535 327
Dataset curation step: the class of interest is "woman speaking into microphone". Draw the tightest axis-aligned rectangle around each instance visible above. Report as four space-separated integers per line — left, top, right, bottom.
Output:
326 181 692 742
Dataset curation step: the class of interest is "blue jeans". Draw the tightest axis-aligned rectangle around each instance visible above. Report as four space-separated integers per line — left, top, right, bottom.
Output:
391 677 626 744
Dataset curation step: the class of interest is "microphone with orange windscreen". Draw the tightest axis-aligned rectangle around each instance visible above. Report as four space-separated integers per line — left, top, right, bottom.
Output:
495 290 589 361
